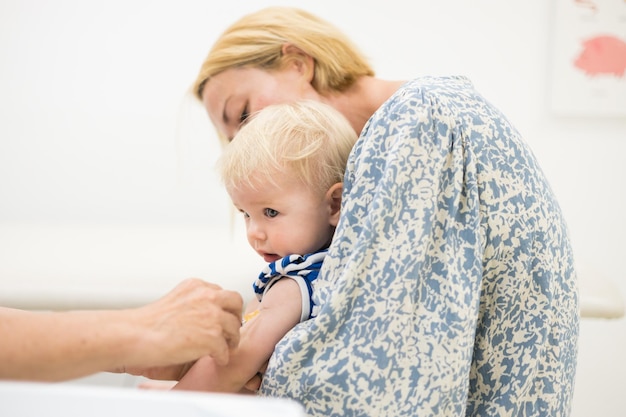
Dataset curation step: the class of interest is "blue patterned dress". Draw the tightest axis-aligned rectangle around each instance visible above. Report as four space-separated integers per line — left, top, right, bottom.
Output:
260 76 579 417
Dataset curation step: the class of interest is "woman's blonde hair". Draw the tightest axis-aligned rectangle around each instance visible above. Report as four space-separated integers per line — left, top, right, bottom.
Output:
217 100 358 196
193 6 374 100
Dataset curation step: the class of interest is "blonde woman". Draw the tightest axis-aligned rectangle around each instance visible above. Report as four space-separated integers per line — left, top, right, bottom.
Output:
187 6 579 416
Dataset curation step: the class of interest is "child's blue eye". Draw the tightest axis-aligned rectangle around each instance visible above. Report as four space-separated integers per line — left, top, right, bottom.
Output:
264 208 279 218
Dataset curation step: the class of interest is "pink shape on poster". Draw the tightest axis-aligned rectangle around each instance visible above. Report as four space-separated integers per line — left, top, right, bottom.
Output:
574 35 626 77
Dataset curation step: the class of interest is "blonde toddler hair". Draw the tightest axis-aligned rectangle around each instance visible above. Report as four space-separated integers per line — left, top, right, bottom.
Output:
217 100 358 196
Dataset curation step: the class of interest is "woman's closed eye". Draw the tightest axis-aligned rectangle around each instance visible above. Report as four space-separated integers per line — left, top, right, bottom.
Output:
239 104 250 124
264 208 279 218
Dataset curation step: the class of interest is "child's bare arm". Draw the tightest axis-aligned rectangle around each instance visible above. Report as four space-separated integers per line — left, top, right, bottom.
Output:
172 278 303 392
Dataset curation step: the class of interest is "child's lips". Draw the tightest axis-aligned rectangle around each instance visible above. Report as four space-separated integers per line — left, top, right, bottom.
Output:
261 252 281 263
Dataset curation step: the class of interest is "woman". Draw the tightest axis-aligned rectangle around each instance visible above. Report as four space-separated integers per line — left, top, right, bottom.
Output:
191 6 579 416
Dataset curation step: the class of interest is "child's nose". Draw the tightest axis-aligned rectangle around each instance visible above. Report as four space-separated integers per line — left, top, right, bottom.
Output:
247 220 266 242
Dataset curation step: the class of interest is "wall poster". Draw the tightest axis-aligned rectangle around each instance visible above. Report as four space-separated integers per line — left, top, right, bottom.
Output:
550 0 626 116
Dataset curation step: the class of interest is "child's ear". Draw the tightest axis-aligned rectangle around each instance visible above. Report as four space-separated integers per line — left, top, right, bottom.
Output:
326 182 343 227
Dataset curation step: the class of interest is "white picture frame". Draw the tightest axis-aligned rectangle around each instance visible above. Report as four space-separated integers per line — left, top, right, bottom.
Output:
549 0 626 116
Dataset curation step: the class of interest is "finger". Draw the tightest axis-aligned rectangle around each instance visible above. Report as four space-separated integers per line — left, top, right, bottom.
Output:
209 337 230 366
217 290 244 316
243 373 262 392
218 308 242 350
138 380 177 390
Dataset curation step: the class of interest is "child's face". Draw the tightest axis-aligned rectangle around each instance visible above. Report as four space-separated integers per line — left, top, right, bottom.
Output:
228 177 338 263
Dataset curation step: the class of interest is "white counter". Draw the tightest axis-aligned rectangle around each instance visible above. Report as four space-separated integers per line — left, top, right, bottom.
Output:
0 381 305 417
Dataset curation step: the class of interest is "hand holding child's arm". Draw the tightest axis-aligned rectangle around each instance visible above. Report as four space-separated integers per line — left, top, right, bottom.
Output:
173 278 303 393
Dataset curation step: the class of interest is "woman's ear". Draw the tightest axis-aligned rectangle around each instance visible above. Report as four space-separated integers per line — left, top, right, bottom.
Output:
326 182 343 227
281 43 314 82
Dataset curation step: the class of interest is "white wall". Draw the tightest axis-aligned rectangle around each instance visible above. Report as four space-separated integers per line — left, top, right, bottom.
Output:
0 0 624 415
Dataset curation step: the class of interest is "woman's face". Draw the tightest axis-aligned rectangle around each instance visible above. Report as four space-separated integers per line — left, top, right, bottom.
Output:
202 66 320 141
